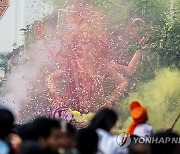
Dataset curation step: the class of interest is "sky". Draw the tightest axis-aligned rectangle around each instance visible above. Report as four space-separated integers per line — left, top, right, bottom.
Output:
0 0 53 53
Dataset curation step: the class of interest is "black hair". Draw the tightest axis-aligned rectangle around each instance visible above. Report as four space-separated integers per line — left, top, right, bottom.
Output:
17 122 34 141
66 123 77 135
18 141 46 154
18 117 60 141
76 128 98 154
88 108 118 131
151 131 179 154
0 108 14 138
32 117 60 140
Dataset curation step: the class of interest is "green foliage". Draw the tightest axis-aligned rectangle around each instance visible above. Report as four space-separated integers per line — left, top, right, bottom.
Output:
122 68 180 132
42 0 180 70
160 21 180 69
143 21 180 70
42 0 180 77
0 53 11 72
126 0 180 82
128 0 168 24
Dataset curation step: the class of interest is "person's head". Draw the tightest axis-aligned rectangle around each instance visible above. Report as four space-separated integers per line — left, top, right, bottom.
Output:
30 117 61 153
76 128 98 154
59 121 77 149
129 135 151 154
17 123 33 141
0 108 14 139
131 18 145 33
18 141 46 154
130 101 148 124
151 131 180 154
130 18 146 42
128 101 149 136
88 108 118 131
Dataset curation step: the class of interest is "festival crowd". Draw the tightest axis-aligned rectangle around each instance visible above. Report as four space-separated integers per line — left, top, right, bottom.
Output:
0 101 179 154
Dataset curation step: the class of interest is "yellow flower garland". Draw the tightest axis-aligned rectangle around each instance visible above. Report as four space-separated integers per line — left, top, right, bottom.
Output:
68 108 94 123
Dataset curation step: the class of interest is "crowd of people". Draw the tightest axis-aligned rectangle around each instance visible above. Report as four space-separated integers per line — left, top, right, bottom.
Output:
0 101 179 154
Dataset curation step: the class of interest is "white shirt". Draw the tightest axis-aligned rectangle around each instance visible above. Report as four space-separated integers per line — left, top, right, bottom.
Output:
133 123 153 137
96 129 128 154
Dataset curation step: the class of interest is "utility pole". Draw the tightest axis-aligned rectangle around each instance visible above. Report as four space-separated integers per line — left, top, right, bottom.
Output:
19 0 25 47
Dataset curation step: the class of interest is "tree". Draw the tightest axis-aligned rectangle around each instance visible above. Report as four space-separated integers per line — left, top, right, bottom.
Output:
0 52 11 74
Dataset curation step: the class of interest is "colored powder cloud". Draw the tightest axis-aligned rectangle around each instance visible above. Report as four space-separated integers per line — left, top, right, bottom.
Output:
121 68 180 133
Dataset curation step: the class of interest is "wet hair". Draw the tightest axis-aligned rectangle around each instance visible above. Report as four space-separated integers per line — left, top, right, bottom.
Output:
0 108 14 138
76 128 98 154
88 108 118 131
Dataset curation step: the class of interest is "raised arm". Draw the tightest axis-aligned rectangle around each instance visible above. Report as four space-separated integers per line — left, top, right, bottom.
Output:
111 49 143 77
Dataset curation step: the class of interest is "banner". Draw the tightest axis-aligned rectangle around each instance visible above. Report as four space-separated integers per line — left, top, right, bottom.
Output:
0 0 9 20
